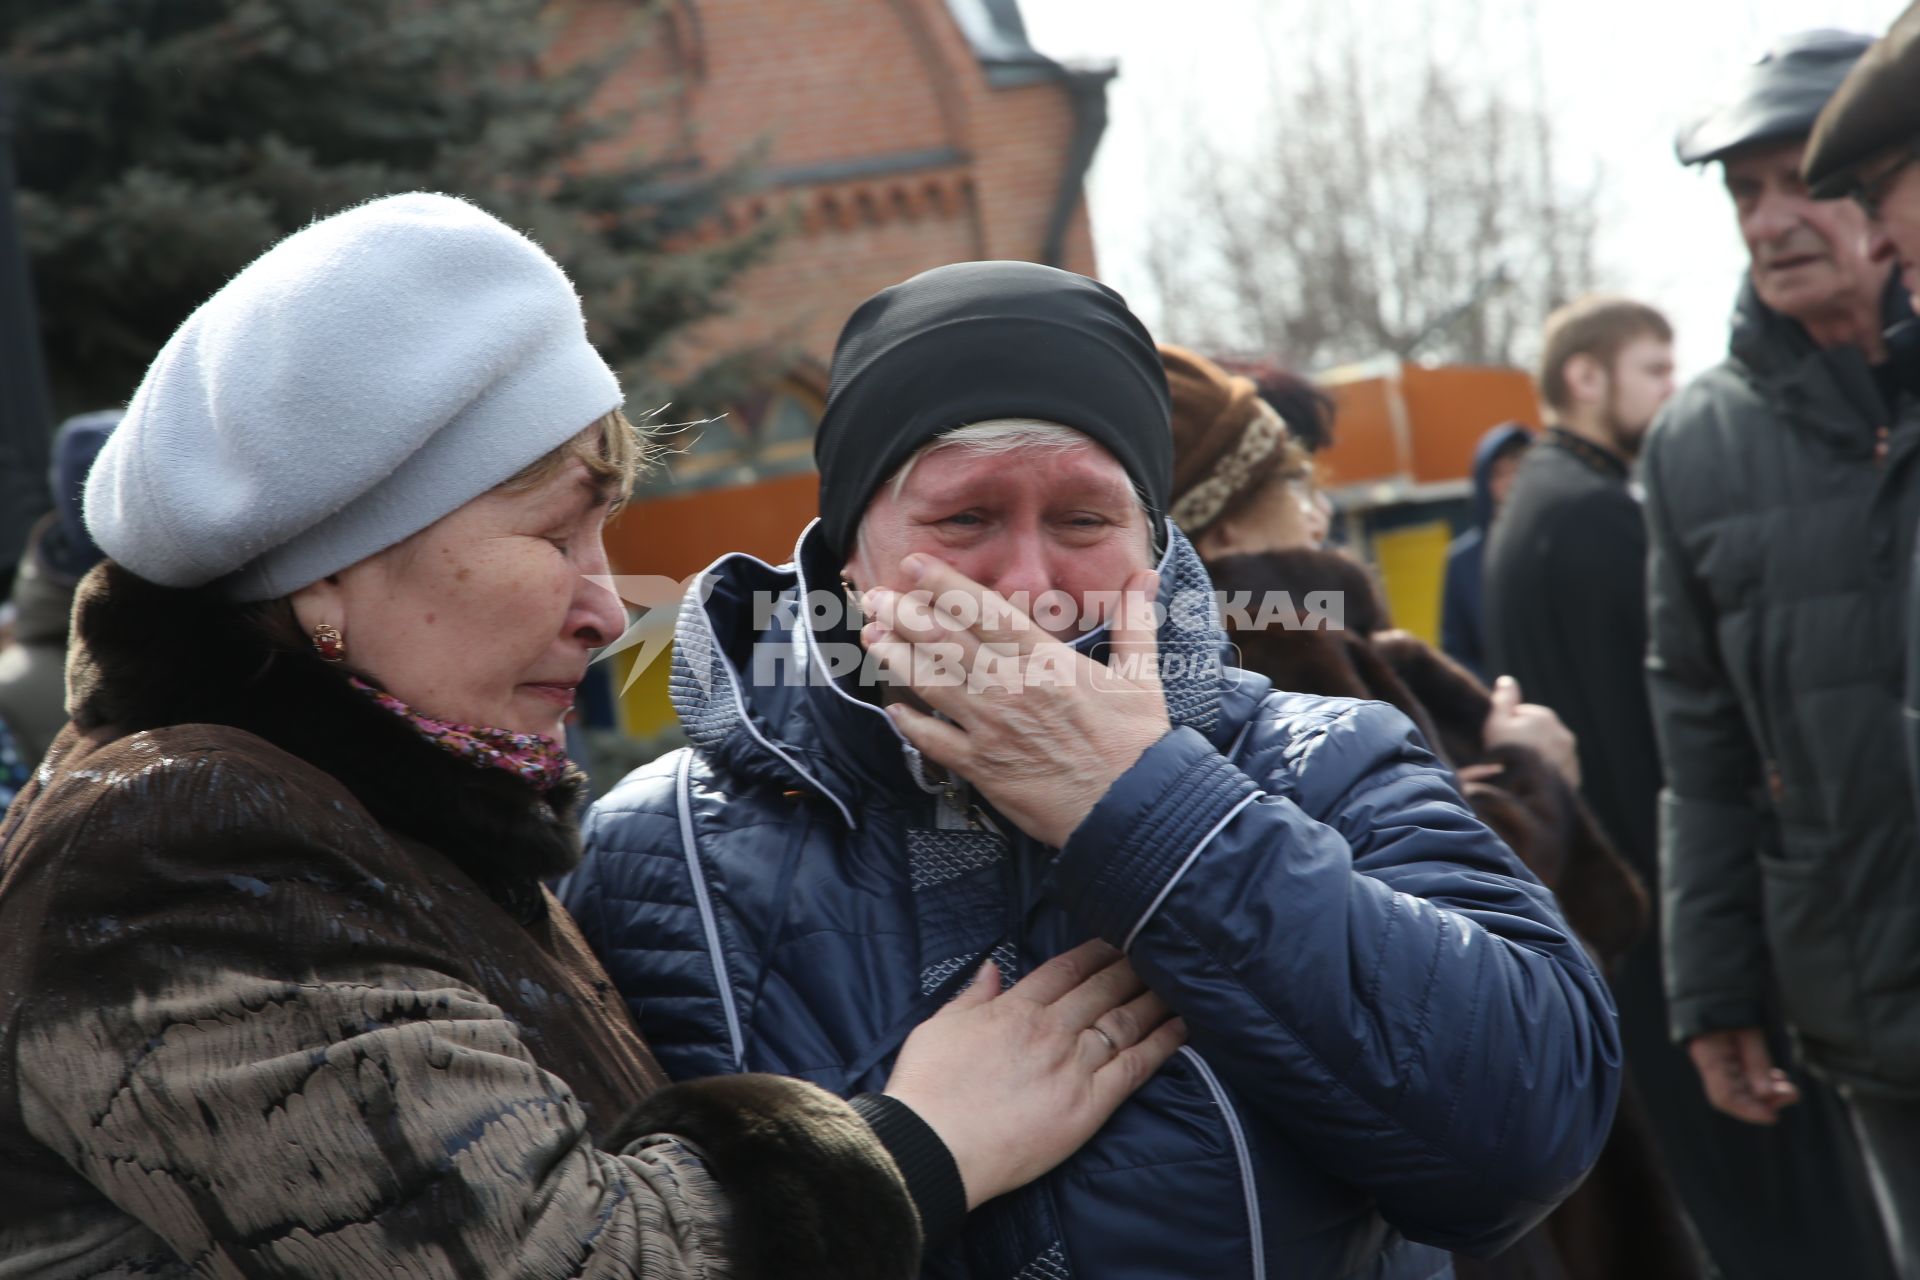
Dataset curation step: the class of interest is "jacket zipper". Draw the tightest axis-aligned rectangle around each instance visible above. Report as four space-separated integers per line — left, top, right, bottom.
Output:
1180 1046 1266 1280
677 750 747 1070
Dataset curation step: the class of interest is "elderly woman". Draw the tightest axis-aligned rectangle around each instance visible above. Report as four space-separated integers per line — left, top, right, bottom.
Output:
0 195 1176 1278
565 261 1622 1278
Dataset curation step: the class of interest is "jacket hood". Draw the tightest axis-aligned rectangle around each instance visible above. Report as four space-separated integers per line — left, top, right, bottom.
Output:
62 561 588 914
668 520 1230 825
8 515 75 647
1469 424 1534 531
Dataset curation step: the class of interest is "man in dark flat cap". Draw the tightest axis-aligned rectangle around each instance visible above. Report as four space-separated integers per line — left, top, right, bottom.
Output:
1803 9 1920 1271
1649 28 1920 1280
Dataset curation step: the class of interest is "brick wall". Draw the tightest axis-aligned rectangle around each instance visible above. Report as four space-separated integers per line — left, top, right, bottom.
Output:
553 0 1101 386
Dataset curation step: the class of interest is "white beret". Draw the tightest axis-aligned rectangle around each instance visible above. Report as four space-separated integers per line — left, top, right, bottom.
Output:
85 192 623 600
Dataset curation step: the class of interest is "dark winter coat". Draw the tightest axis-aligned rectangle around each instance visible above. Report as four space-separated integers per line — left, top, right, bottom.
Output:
1484 429 1664 878
1441 425 1534 683
562 523 1621 1280
1644 276 1920 1096
1205 547 1699 1280
1910 533 1920 833
0 562 922 1278
1483 423 1903 1280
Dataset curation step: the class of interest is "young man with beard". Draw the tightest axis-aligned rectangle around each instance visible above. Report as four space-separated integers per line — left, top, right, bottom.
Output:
1644 28 1920 1279
1485 295 1675 875
1481 297 1721 1267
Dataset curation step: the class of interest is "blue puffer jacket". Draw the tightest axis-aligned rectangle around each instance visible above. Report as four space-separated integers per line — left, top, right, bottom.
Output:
562 524 1619 1280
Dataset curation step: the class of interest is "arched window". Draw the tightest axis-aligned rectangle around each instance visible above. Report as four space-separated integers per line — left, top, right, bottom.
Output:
755 379 822 475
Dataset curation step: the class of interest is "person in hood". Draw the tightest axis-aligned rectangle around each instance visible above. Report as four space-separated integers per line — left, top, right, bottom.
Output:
1440 424 1533 681
0 410 119 781
564 262 1621 1279
1647 29 1920 1277
0 195 1165 1279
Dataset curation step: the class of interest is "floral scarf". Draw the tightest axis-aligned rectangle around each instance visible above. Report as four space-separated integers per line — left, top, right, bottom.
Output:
350 677 574 792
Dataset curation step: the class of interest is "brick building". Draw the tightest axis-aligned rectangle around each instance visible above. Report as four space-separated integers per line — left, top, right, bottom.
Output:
558 0 1112 500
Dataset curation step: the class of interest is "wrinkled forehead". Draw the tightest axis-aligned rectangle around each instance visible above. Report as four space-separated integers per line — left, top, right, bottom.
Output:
1721 138 1812 190
895 431 1133 503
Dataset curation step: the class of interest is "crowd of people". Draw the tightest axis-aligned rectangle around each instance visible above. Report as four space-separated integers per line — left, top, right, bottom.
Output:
2 8 1919 1280
1440 23 1920 1277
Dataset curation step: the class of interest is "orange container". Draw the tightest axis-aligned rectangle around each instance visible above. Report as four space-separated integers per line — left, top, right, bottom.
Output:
605 470 818 583
1316 359 1544 495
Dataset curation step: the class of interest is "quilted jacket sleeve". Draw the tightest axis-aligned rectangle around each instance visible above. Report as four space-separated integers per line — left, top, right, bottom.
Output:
559 753 747 1085
1047 703 1619 1256
10 745 916 1280
1640 412 1772 1042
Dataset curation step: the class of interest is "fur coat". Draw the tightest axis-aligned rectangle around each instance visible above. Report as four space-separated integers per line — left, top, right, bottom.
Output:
0 563 921 1279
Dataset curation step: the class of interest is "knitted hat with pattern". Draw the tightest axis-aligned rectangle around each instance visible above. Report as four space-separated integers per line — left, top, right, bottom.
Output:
1162 344 1294 538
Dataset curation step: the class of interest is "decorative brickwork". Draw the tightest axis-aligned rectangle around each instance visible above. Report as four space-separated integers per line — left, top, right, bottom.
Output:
555 0 1106 396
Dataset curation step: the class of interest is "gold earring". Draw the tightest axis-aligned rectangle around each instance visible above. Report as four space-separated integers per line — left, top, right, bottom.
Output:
311 623 346 663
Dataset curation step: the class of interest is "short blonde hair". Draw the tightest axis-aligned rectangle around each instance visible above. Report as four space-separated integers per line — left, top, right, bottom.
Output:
498 407 650 510
887 418 1100 500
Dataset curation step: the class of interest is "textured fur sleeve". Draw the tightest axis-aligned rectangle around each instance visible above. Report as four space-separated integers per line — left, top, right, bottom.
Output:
609 1074 922 1280
5 740 748 1280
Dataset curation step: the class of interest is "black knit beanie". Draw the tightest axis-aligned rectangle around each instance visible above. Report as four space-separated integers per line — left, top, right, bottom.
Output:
813 261 1173 561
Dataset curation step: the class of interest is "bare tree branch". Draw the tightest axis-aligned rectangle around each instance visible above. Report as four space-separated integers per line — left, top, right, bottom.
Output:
1145 0 1600 370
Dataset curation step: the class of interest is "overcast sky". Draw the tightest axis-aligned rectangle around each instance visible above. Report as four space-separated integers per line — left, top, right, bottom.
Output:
1020 0 1909 378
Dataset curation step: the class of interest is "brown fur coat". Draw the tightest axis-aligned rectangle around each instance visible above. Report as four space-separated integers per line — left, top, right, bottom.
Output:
0 562 921 1279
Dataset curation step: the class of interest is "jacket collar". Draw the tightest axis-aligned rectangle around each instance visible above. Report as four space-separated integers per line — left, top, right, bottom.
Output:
64 562 586 913
668 520 1228 825
1543 427 1630 484
1726 270 1914 455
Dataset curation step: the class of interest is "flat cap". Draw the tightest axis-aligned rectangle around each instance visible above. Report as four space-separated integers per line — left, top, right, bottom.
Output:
1805 2 1920 197
1676 30 1872 166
